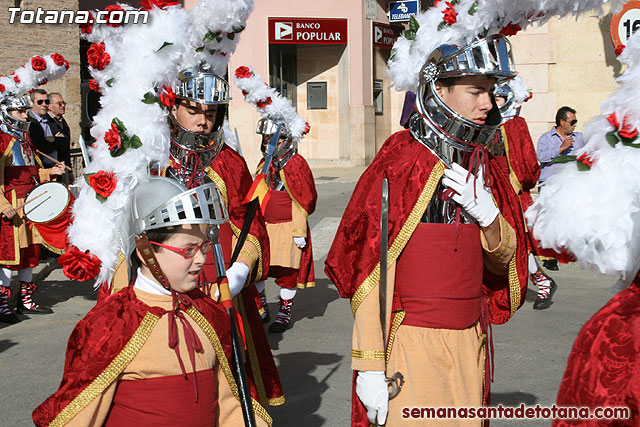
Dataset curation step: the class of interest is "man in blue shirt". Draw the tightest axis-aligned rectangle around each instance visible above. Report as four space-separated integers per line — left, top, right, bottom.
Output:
536 106 584 273
537 106 585 183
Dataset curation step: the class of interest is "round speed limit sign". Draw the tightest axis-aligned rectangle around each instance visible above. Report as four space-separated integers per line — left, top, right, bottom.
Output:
611 1 640 49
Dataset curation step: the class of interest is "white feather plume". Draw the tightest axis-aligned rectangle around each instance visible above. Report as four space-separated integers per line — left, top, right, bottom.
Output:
0 54 69 98
526 29 640 276
388 0 625 92
233 67 309 141
68 1 255 284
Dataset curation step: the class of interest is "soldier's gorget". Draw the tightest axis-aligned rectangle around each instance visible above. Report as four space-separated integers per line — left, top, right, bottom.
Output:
409 114 475 225
264 148 295 191
1 126 36 166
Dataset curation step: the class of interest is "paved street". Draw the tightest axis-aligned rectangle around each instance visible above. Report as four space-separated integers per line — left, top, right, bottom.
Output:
0 166 619 426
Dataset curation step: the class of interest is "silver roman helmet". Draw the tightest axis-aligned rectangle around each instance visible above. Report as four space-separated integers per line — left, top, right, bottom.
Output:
169 62 230 185
0 94 32 141
410 34 517 158
256 118 296 168
130 177 229 289
131 177 228 237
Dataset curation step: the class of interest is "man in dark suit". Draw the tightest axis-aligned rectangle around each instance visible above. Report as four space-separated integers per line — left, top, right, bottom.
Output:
27 89 57 165
47 92 71 180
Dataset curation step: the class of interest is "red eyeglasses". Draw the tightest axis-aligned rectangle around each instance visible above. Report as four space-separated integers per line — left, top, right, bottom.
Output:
149 240 213 258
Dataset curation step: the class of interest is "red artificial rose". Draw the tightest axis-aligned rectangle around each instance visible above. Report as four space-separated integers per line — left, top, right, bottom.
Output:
442 2 457 25
88 170 117 199
265 97 272 105
158 85 176 108
607 112 619 129
31 56 47 72
138 0 179 10
13 75 20 83
52 53 65 66
256 100 266 108
433 0 442 6
105 5 125 27
235 66 253 79
0 84 5 93
620 119 639 140
607 112 639 140
39 79 48 86
499 23 522 36
303 122 311 135
87 42 111 71
79 11 94 34
89 79 101 93
58 247 102 282
64 60 70 70
241 90 248 97
104 123 122 150
615 45 625 56
577 153 596 167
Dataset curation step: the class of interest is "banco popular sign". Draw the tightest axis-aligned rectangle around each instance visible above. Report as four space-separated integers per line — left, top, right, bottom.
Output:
269 18 348 45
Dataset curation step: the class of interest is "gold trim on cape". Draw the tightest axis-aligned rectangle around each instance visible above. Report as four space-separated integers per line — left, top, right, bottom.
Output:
187 307 273 426
385 310 406 364
350 161 445 316
49 312 160 427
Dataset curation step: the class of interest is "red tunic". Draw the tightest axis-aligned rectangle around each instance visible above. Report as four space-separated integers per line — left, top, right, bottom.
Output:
553 279 640 426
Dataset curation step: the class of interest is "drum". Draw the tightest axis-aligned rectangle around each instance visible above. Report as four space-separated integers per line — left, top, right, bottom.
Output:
23 182 71 224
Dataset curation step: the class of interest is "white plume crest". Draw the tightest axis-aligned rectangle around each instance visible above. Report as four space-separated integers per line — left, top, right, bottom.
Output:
526 29 640 276
67 1 253 284
0 54 69 98
388 0 625 92
233 66 309 141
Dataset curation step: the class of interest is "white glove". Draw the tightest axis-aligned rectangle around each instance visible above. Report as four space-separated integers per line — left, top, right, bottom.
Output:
293 236 307 249
356 371 388 425
225 262 250 297
442 163 499 228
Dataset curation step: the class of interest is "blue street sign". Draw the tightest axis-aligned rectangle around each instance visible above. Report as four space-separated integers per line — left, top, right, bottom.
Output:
389 1 419 22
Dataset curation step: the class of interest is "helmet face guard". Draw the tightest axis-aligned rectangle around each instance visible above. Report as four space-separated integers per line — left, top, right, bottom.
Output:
414 35 517 150
256 119 296 168
0 95 32 141
494 83 517 123
131 178 228 237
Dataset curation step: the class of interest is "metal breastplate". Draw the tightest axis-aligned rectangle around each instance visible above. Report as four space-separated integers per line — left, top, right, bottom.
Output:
264 149 295 191
409 115 475 225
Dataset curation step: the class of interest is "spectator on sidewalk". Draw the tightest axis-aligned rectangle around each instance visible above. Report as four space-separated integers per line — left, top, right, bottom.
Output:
27 89 56 166
536 106 585 271
47 93 71 183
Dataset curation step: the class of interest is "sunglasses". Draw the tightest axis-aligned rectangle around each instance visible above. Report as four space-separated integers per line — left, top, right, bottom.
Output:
565 119 578 126
54 101 67 106
149 240 213 258
36 99 50 105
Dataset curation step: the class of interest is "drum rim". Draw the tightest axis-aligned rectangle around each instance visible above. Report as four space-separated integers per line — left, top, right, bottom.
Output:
24 182 71 224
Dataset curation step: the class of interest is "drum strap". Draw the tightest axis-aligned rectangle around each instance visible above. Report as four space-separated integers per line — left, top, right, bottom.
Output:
134 233 171 291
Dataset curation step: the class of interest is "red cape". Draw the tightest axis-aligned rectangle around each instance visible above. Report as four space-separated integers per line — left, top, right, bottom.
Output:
32 286 233 426
501 116 540 194
325 130 529 426
553 279 640 426
325 129 528 323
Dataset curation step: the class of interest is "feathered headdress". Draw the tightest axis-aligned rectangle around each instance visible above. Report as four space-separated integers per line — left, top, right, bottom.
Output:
0 54 69 98
233 66 310 141
62 0 253 285
526 29 640 278
388 0 624 92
